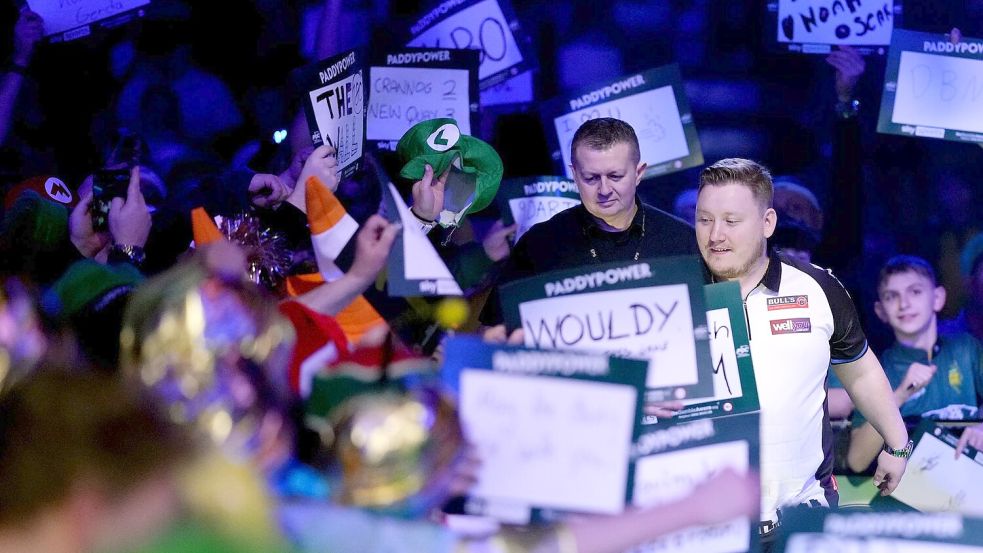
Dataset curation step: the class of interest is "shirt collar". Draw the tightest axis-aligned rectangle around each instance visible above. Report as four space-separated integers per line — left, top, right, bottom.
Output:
759 250 783 293
579 197 644 236
889 335 944 361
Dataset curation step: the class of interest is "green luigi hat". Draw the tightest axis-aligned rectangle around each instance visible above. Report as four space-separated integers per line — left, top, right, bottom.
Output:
396 118 503 228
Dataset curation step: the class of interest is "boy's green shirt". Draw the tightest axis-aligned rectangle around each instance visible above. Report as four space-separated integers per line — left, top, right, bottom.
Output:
853 332 983 426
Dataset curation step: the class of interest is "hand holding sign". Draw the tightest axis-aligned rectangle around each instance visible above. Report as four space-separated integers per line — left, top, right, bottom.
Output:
955 423 983 460
644 400 684 419
826 45 865 102
481 324 524 345
287 145 340 212
281 145 316 189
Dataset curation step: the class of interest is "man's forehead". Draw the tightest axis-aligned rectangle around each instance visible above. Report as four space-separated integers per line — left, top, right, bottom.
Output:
696 182 761 208
573 142 636 166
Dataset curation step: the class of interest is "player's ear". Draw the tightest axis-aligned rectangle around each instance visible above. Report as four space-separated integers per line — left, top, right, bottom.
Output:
763 207 777 239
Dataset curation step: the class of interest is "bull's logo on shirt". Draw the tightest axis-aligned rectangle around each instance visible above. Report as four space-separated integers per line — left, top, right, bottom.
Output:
766 295 808 311
949 365 963 392
770 318 811 335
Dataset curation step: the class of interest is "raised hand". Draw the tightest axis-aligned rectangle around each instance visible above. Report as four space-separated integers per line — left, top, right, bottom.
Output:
287 145 340 212
826 45 865 103
108 166 151 247
410 163 449 222
13 10 44 67
349 214 401 282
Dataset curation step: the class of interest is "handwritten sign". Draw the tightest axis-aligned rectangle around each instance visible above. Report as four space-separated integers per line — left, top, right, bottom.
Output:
629 413 759 553
406 0 536 89
767 0 900 55
496 176 581 243
777 507 983 553
878 29 983 144
302 50 366 179
380 180 462 297
674 282 760 422
548 65 703 180
892 422 983 516
28 0 149 42
442 336 647 520
367 48 479 149
500 256 713 401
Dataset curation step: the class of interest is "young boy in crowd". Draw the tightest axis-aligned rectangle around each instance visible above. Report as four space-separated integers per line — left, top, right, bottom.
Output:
847 255 983 471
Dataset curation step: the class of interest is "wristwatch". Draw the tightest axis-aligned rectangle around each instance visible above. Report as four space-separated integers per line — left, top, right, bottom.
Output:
109 243 146 267
410 206 438 234
883 439 915 458
835 98 860 120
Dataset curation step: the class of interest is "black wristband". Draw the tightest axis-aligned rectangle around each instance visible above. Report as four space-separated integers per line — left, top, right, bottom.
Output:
410 206 436 224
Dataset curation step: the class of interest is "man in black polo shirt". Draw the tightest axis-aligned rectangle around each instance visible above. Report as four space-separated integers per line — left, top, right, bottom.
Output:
479 117 698 336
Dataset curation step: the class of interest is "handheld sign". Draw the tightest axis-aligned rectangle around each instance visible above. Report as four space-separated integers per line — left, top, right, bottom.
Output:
302 50 366 179
380 180 463 297
499 256 713 402
406 0 537 89
766 0 902 55
548 64 703 180
28 0 150 43
877 29 983 144
367 48 480 151
442 336 647 521
891 421 983 516
674 282 760 422
496 176 581 244
777 507 983 553
629 412 760 553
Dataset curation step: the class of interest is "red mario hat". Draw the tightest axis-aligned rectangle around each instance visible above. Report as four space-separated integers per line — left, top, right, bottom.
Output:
4 176 77 211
